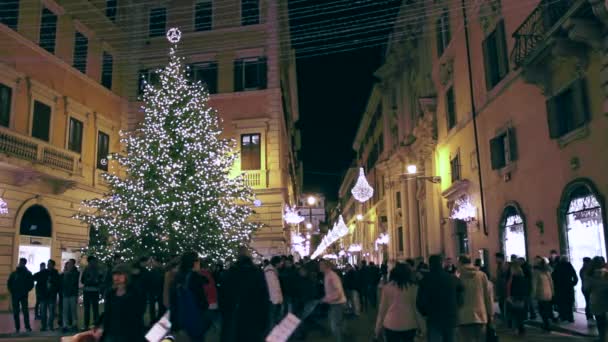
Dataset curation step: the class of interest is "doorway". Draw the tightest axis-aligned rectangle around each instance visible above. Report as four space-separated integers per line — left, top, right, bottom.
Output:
561 181 606 310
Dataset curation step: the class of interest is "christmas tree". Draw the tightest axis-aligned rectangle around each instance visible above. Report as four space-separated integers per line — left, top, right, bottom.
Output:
76 28 258 262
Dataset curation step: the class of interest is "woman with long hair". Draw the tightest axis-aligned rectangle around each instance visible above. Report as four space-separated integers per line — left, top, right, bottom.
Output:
507 261 529 335
374 263 422 342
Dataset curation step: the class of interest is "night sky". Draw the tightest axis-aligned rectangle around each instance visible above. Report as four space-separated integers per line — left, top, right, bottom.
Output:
288 0 401 199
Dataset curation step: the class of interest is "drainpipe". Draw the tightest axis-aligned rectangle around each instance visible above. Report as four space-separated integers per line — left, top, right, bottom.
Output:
461 0 488 235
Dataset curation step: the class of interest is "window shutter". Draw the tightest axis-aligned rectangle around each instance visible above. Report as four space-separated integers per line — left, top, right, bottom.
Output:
258 57 267 89
482 38 493 90
234 60 243 91
436 18 444 57
546 97 561 139
507 127 518 162
496 20 509 79
572 78 589 128
490 136 504 170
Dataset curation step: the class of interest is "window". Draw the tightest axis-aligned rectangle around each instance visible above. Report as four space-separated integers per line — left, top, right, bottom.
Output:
0 83 11 127
68 117 83 153
482 20 509 90
450 153 460 183
436 9 451 57
101 52 113 90
490 128 518 170
149 7 166 37
138 69 160 95
195 0 212 31
397 226 404 252
240 133 261 170
106 0 117 22
189 62 218 94
241 0 260 26
73 31 88 74
234 57 267 91
395 191 401 209
0 0 19 30
446 87 456 130
39 7 57 54
32 101 51 142
546 78 589 139
97 131 110 171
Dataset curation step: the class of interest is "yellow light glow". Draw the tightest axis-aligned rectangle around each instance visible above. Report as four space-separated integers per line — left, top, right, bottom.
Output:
307 196 317 206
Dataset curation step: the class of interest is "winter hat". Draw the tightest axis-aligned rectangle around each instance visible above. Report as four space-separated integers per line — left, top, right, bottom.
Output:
112 263 131 275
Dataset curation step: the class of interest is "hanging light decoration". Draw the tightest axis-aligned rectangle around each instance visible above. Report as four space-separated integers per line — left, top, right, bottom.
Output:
310 215 351 259
450 197 477 221
351 168 374 203
348 243 362 252
283 205 305 225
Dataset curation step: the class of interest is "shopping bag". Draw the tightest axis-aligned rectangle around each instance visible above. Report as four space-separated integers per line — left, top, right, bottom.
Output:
266 313 302 342
146 311 172 342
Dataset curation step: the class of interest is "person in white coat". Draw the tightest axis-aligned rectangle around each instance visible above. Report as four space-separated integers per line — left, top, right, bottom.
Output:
457 255 493 342
264 256 284 330
532 257 554 331
375 262 423 342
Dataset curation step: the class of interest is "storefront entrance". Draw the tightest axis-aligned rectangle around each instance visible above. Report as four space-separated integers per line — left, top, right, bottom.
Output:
560 181 606 310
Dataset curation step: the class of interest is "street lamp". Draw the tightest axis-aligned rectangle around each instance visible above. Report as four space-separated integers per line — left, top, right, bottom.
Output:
306 222 313 229
402 164 441 184
356 214 364 221
307 196 317 206
406 164 418 174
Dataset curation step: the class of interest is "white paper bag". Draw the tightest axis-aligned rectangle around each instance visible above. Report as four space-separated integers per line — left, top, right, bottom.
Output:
265 313 301 342
146 311 172 342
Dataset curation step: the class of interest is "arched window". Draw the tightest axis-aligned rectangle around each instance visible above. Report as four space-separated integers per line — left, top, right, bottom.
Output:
20 205 52 238
500 204 527 261
560 180 606 310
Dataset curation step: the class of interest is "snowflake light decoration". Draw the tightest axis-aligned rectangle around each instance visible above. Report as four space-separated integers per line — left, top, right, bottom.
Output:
0 197 8 215
166 27 182 43
283 205 305 225
351 168 374 203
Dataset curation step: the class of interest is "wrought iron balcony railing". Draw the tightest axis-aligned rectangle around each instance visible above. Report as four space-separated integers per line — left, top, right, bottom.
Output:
511 0 579 67
0 126 81 174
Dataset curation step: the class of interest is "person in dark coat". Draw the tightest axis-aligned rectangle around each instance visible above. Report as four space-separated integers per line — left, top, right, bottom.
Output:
7 258 34 333
62 259 80 332
357 261 369 312
169 252 209 340
220 248 269 342
552 255 579 322
34 262 46 320
101 263 146 342
507 262 530 335
417 254 463 342
146 256 166 322
82 256 104 330
38 259 61 331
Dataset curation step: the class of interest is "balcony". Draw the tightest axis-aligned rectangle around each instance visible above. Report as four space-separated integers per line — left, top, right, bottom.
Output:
0 126 81 176
242 170 268 189
511 0 595 68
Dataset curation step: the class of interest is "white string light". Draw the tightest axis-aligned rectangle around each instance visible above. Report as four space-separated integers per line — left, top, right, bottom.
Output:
450 197 477 221
351 168 374 203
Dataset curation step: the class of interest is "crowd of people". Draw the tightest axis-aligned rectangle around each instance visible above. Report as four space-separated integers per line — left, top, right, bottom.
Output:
6 247 608 342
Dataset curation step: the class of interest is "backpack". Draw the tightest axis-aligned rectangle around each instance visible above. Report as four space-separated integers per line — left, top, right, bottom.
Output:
176 272 212 339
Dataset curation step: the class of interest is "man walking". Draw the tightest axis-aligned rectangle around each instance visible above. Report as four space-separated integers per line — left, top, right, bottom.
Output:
62 259 80 332
417 255 463 342
457 255 493 341
320 260 347 342
39 260 60 331
7 258 34 333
